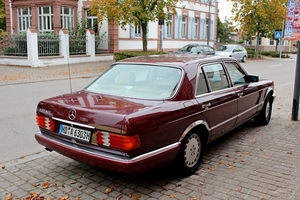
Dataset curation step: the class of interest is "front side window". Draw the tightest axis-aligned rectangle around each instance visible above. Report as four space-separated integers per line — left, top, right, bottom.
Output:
202 63 229 91
181 16 186 38
18 8 32 34
225 62 247 85
61 7 74 29
85 64 182 99
39 6 53 33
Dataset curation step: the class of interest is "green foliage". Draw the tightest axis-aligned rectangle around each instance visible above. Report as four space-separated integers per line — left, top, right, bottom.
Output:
0 0 5 30
38 33 59 56
4 34 27 56
217 18 235 43
114 51 167 61
235 39 245 44
68 21 88 55
231 0 287 58
0 30 7 40
245 48 290 58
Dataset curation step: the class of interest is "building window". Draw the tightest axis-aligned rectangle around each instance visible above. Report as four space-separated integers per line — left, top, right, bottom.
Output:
166 14 173 38
259 37 262 45
18 8 32 34
270 40 274 45
181 16 186 38
39 6 53 33
194 18 199 38
86 10 98 32
61 7 74 29
135 23 142 37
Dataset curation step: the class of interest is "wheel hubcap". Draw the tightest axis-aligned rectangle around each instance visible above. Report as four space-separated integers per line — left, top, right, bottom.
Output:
184 134 201 168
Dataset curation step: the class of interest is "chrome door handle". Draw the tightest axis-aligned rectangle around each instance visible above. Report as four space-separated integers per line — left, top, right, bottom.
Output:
202 103 211 109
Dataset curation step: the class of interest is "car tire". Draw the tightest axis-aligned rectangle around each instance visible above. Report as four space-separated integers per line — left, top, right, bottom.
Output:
176 132 204 176
254 94 273 125
242 55 247 63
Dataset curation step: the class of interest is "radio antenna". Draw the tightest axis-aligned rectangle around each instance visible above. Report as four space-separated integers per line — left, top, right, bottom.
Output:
65 29 73 93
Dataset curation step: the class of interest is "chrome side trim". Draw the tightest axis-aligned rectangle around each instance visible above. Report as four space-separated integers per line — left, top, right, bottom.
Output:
36 131 180 163
179 120 210 142
52 117 96 129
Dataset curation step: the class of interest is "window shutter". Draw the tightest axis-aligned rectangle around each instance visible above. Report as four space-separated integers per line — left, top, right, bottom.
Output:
188 17 192 39
200 19 205 40
178 16 182 39
174 15 179 39
163 23 168 39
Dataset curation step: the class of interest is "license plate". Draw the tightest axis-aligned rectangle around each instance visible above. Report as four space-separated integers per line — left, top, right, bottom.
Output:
59 124 91 142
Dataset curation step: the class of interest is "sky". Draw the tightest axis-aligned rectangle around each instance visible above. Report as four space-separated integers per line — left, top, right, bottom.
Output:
218 0 233 22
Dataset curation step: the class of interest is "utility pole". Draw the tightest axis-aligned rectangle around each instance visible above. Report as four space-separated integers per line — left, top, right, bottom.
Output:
292 41 300 121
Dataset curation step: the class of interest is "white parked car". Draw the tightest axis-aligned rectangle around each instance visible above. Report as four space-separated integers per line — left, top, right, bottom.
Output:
215 45 248 62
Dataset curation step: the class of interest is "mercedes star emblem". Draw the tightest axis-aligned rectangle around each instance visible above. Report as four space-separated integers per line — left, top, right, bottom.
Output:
68 109 76 120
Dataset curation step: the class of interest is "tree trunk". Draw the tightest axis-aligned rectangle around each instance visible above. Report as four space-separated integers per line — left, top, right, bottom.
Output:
141 22 148 52
255 32 260 58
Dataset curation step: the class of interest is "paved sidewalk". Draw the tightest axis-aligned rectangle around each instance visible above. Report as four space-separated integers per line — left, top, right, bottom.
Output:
1 61 300 200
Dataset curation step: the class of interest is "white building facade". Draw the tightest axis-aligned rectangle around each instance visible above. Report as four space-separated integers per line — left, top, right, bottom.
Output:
5 0 219 53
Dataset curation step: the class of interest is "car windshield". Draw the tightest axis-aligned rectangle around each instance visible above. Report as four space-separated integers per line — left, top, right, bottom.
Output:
217 45 234 52
85 64 182 99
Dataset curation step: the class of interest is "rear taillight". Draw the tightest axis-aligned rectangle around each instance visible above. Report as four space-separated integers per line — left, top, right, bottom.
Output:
93 130 141 150
36 114 56 131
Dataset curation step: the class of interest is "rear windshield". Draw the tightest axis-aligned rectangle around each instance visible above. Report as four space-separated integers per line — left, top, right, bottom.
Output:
85 64 182 99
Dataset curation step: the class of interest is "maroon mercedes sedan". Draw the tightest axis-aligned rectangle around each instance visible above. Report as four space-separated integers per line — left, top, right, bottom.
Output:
35 54 275 175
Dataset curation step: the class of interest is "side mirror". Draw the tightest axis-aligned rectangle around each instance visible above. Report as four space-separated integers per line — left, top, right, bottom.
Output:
245 75 259 83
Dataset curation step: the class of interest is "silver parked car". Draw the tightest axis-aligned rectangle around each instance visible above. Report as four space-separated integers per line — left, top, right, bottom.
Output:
215 45 247 62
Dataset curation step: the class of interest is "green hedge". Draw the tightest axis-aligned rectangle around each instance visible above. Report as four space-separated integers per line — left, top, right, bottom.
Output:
114 51 167 61
245 48 290 58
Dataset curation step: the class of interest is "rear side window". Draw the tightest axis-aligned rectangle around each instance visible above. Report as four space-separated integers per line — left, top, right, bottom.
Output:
225 62 247 85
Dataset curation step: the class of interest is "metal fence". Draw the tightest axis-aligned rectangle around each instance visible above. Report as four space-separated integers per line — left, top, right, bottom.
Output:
1 34 27 56
95 34 111 54
38 33 60 56
69 34 86 55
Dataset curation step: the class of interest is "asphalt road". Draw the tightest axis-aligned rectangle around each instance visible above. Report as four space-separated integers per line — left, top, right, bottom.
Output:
241 58 296 87
0 77 95 164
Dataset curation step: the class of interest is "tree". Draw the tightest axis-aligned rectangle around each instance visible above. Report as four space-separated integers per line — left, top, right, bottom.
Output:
230 0 286 58
217 17 235 43
0 0 5 31
89 0 178 52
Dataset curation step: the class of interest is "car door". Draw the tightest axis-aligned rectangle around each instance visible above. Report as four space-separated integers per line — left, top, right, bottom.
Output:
232 46 241 60
195 62 238 142
225 61 261 126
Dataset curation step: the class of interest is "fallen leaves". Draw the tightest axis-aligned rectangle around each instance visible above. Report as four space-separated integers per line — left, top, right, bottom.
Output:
1 165 5 169
162 186 169 191
5 193 12 200
287 151 292 154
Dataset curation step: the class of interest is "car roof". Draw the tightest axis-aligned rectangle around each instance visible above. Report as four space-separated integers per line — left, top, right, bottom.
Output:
221 44 241 47
116 54 236 68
